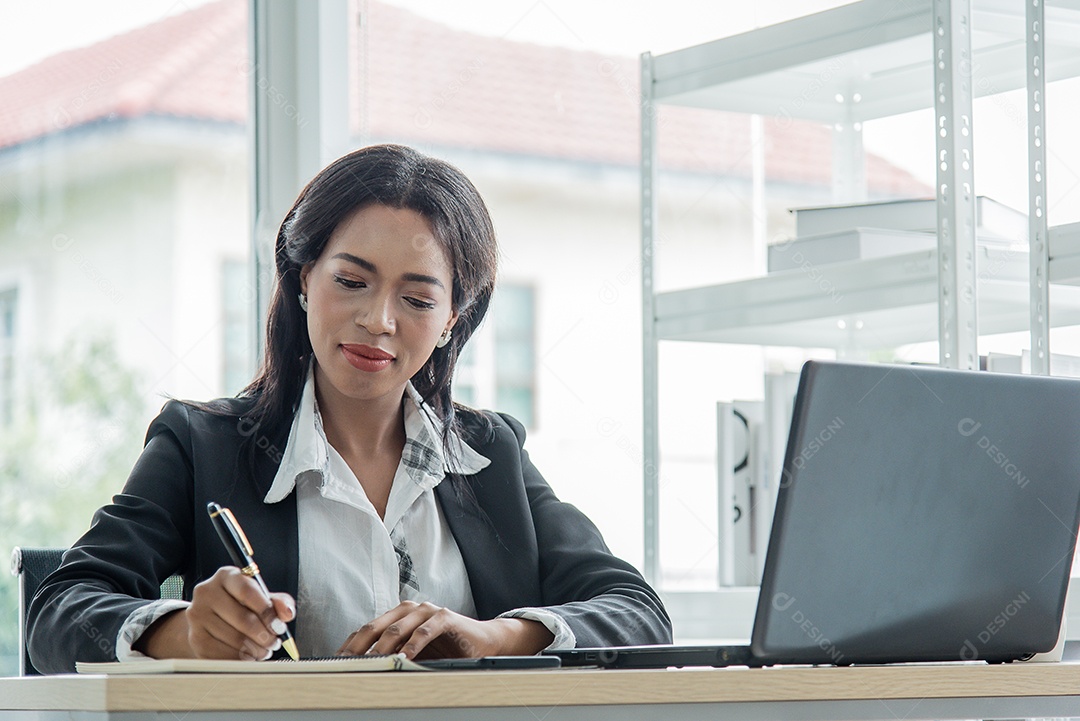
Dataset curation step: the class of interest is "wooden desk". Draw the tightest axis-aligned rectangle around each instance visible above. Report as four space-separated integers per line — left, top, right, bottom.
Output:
3 662 1080 720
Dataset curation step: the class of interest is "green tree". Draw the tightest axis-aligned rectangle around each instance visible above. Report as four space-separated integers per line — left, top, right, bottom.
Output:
0 335 146 675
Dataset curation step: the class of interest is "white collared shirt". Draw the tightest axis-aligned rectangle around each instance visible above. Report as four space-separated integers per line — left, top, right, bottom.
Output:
262 372 491 656
116 372 574 660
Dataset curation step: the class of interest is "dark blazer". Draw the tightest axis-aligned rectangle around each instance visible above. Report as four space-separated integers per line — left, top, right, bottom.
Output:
28 398 671 673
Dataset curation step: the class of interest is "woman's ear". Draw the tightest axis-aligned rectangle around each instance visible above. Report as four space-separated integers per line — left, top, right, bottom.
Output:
445 309 459 336
299 264 312 296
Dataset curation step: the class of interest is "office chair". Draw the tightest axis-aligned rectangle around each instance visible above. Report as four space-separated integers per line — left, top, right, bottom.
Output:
10 546 183 675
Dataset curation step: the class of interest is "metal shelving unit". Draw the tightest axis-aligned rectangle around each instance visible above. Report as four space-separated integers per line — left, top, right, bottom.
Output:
657 247 1080 348
640 0 1080 589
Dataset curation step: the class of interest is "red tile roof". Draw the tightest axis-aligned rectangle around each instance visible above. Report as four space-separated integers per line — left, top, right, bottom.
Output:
0 0 927 194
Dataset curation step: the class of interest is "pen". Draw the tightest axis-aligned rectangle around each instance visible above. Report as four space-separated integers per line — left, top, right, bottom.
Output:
206 501 299 660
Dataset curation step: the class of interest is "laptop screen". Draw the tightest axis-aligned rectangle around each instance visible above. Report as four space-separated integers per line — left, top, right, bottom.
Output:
752 361 1080 665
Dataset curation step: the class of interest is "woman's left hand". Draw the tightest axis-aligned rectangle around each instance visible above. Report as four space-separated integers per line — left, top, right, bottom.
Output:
335 600 554 659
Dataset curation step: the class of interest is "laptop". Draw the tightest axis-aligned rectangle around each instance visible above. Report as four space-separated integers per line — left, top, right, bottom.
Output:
548 360 1080 668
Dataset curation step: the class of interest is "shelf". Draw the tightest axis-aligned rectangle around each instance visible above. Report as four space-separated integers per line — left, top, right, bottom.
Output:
1049 222 1080 284
655 246 1080 348
640 0 1080 594
650 0 1080 122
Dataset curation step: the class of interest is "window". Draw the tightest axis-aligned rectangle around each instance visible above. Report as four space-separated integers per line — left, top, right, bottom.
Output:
222 260 255 396
0 1 251 675
493 284 537 428
0 289 16 427
451 284 537 428
453 338 478 407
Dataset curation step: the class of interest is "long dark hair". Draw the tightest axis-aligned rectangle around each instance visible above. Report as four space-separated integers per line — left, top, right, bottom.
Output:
232 144 498 464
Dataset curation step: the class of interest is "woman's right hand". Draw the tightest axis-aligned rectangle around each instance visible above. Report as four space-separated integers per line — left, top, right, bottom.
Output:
135 567 295 660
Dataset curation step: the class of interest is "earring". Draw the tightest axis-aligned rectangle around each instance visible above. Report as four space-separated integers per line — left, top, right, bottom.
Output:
298 293 308 312
436 329 452 348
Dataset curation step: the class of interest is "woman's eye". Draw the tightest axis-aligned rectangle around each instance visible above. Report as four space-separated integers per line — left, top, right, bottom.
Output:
334 276 364 290
406 297 436 310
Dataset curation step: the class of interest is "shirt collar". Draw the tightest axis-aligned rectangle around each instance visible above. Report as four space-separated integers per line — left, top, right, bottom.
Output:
264 368 490 504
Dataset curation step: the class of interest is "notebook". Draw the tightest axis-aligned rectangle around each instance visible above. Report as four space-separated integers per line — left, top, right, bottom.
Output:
77 655 416 674
549 360 1080 668
77 654 559 674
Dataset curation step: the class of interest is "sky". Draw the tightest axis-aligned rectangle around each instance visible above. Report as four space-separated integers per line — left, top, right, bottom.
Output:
0 0 853 76
0 0 211 76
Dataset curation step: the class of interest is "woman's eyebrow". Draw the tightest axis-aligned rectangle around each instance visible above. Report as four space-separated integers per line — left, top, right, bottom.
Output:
332 252 445 290
333 252 376 273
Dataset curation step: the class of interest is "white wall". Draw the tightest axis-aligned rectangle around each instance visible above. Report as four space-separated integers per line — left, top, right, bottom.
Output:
167 152 251 402
0 152 174 423
0 129 250 432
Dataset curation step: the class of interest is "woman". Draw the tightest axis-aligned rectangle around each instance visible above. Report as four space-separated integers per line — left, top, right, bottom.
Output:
27 144 671 673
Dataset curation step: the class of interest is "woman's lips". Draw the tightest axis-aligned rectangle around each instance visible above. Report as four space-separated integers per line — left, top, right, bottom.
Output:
340 344 395 372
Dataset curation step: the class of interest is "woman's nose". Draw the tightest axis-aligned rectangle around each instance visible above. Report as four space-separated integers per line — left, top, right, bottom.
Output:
355 293 395 335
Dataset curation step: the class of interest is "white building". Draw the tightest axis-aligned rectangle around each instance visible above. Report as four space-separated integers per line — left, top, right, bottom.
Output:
0 0 926 574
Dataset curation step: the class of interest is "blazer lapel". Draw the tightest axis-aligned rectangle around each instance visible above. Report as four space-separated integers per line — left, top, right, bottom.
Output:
248 436 300 604
436 478 533 619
